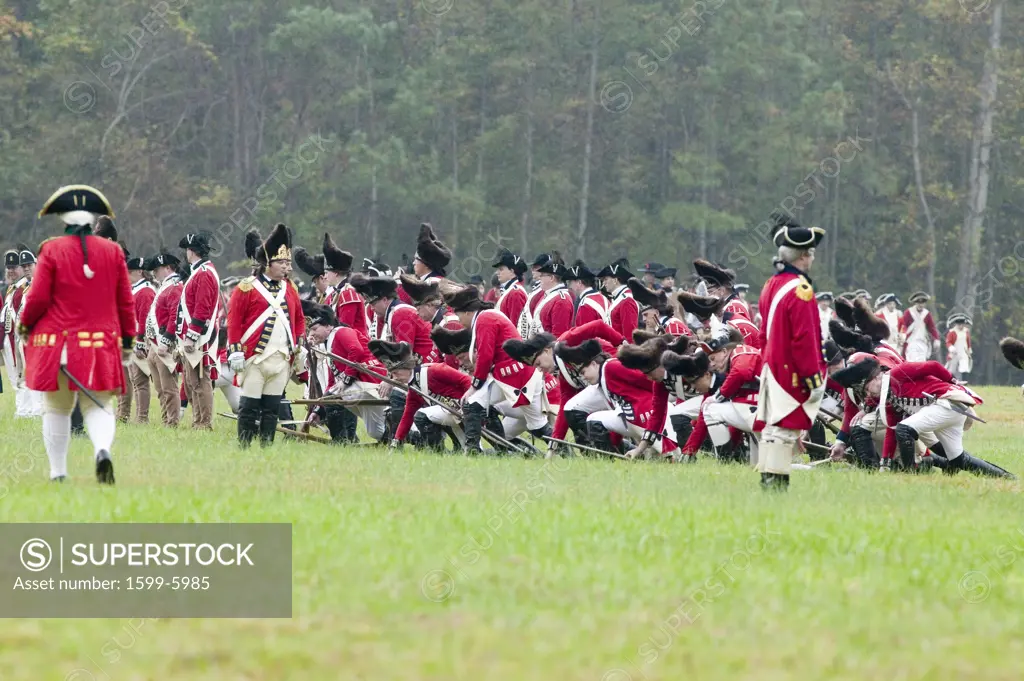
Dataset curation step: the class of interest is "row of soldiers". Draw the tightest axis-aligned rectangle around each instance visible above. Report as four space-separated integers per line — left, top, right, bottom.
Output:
7 184 1020 491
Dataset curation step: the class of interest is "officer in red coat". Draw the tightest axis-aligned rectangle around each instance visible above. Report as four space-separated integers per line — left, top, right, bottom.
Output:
227 224 306 447
753 215 827 490
439 285 550 452
598 258 640 341
369 339 472 450
123 255 156 424
19 185 136 484
628 278 692 337
177 231 220 430
492 248 529 326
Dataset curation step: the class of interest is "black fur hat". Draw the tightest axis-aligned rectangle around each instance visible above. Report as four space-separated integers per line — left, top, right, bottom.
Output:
831 355 881 389
617 337 669 373
834 296 856 328
369 340 418 371
632 329 674 345
415 223 452 274
442 285 493 313
350 273 398 302
674 290 723 321
1000 337 1024 371
323 233 354 273
301 299 337 327
431 325 472 355
400 271 442 306
503 333 556 365
852 298 892 343
294 247 326 278
661 351 709 380
692 259 736 288
245 224 292 265
553 339 604 367
829 320 875 355
627 277 672 316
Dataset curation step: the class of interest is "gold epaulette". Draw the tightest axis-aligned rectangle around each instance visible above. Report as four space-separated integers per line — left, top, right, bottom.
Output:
238 276 255 293
795 276 814 302
38 236 58 251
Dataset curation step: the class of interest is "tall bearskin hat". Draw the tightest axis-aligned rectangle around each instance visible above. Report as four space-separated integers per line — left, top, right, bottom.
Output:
692 259 736 289
431 325 473 356
322 233 354 273
301 298 337 327
564 260 598 285
618 337 670 374
39 184 115 279
503 333 556 366
536 250 567 278
852 298 892 343
627 277 672 316
179 231 213 258
553 339 605 367
999 337 1024 371
245 223 292 265
834 296 856 328
909 291 930 304
400 271 442 306
369 340 418 371
831 354 881 389
770 212 825 249
829 320 875 355
294 247 326 278
442 285 493 313
674 290 723 321
597 258 634 283
661 350 709 381
349 272 398 303
415 223 452 274
492 248 528 277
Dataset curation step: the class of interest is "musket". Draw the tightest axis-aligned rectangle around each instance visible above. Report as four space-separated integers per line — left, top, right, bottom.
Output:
542 436 630 461
218 412 333 445
287 398 390 407
312 347 528 455
815 413 841 435
922 392 986 424
819 406 844 422
800 439 832 455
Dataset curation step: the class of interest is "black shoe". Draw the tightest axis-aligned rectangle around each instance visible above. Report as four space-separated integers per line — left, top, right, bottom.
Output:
51 475 66 483
462 403 486 454
946 451 1016 479
95 450 115 485
586 422 619 456
259 394 283 447
760 472 788 491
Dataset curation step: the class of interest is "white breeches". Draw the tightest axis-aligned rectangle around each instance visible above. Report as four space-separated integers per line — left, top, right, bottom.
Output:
339 381 387 440
563 384 611 414
419 404 465 446
900 403 968 458
466 377 547 431
586 408 669 454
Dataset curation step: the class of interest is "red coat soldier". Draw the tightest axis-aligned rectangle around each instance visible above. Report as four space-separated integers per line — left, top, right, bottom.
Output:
20 185 135 484
628 278 693 338
123 255 156 424
351 273 438 363
177 232 221 430
145 252 185 427
491 249 529 326
400 273 461 369
753 215 827 490
528 254 574 338
227 224 306 447
565 260 610 326
411 223 452 284
898 291 940 362
693 258 760 348
598 258 640 341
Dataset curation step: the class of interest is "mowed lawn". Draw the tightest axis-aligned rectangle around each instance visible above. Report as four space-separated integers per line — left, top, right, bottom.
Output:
0 385 1023 680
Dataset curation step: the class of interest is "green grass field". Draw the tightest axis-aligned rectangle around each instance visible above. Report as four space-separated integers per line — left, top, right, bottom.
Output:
0 384 1023 680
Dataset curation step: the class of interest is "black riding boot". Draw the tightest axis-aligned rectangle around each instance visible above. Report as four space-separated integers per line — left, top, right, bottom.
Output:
278 391 295 431
461 403 487 454
413 411 445 451
259 394 283 447
849 426 879 470
808 420 828 451
894 423 920 473
670 414 693 450
71 403 85 436
564 410 591 448
324 406 349 443
341 406 358 440
587 422 619 455
946 450 1016 479
237 397 261 448
388 390 407 435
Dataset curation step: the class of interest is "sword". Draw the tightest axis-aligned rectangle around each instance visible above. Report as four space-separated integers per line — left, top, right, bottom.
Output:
61 365 109 413
542 436 630 460
922 392 986 424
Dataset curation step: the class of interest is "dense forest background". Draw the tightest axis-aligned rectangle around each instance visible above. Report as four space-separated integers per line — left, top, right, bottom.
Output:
0 0 1021 382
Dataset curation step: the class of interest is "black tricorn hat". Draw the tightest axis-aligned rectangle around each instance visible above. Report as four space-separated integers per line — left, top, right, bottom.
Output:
415 223 452 274
38 184 114 220
999 337 1024 371
692 259 736 288
627 277 672 315
531 252 551 268
442 285 493 313
349 273 398 302
823 339 844 366
126 256 146 271
4 250 18 268
770 213 825 249
245 223 292 265
553 339 604 366
654 267 677 279
536 250 567 277
661 351 710 380
93 215 118 242
301 299 337 327
492 248 527 275
18 245 36 266
829 320 875 355
179 231 213 258
147 250 181 270
564 259 597 283
294 247 326 278
400 271 442 306
596 258 634 282
361 257 392 278
674 290 723 321
369 340 418 371
699 325 744 354
834 297 856 328
503 333 556 365
909 291 930 304
853 298 892 343
617 337 670 373
431 325 472 355
831 355 881 389
323 233 354 272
